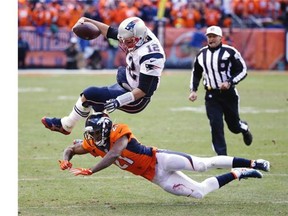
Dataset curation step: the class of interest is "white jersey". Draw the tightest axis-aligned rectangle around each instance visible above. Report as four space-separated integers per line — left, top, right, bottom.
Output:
125 29 166 89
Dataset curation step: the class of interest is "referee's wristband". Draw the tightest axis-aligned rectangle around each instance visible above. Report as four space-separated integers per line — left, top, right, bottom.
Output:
116 92 135 107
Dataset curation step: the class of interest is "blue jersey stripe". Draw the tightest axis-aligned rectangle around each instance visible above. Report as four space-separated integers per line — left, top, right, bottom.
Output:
139 53 164 65
126 138 153 156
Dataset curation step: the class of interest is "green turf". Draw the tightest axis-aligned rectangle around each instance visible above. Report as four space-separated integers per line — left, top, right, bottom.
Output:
18 70 288 216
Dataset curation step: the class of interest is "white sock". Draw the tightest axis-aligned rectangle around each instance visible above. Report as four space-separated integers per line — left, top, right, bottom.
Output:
61 97 91 132
201 177 220 196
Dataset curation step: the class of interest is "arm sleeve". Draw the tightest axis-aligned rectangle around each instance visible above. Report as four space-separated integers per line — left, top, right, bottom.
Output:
138 73 159 97
190 58 203 91
228 49 247 85
107 26 118 40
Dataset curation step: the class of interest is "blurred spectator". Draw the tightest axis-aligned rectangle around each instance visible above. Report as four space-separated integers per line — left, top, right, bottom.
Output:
18 33 30 69
83 3 95 19
269 0 282 21
106 38 119 69
113 2 130 25
18 2 32 26
31 2 48 36
17 0 288 29
54 6 68 29
222 14 232 29
84 44 102 70
188 27 206 57
139 1 158 24
98 0 115 25
233 0 246 18
258 0 269 18
124 1 141 18
245 0 258 17
65 37 80 69
204 4 222 26
171 4 186 28
48 0 61 43
182 2 201 28
67 3 83 30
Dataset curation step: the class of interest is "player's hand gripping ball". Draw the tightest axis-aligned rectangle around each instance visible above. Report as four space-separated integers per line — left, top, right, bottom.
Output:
72 21 101 40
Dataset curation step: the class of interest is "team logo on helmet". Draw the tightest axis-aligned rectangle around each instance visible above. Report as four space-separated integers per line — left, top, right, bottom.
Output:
125 19 139 32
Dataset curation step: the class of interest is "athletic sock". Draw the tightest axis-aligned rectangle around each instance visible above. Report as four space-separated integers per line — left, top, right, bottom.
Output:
61 97 91 132
216 173 235 188
232 157 251 168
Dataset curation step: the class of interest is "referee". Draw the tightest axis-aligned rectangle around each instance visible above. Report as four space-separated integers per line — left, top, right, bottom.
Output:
188 26 252 156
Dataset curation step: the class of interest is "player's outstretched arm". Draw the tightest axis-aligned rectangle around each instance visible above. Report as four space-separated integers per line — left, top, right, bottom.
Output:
90 135 128 173
71 135 129 176
59 141 89 171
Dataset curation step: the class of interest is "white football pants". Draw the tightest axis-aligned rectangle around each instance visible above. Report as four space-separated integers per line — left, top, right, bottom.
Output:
152 150 233 199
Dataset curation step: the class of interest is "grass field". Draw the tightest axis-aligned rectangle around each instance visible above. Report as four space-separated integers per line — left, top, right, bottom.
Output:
18 70 288 216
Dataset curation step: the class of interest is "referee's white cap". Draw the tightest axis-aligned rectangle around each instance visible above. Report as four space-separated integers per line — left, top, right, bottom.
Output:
206 26 222 37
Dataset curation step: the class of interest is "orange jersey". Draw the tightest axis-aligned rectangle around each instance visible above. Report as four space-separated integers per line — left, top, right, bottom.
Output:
82 123 157 181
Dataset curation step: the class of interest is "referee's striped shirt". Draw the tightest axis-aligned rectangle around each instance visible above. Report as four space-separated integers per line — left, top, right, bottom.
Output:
190 43 247 91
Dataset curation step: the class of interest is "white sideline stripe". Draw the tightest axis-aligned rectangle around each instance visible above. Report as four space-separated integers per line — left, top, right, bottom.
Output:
19 176 137 181
18 173 288 182
57 95 78 100
18 69 116 75
18 88 78 100
18 87 46 92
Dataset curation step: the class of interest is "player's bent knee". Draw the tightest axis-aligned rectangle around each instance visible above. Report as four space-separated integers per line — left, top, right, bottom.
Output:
191 184 206 199
163 184 205 199
195 161 207 172
191 191 205 199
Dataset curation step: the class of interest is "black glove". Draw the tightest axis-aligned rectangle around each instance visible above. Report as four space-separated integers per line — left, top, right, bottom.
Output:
104 99 120 113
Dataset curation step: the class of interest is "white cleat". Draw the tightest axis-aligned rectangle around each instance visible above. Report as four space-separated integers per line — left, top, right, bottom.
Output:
232 168 263 180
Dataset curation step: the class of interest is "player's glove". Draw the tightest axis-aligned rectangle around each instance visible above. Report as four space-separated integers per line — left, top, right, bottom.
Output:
104 99 120 113
69 168 93 176
58 160 72 170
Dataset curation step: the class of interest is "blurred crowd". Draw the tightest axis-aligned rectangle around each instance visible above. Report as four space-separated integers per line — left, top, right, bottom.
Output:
18 0 288 70
18 0 288 30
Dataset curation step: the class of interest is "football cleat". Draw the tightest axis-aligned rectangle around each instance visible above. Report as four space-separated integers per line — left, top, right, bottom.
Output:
241 121 253 146
41 117 70 135
252 159 270 172
232 168 263 180
242 130 253 146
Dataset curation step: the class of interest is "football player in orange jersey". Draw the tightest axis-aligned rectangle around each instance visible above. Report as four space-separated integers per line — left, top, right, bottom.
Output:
59 112 270 199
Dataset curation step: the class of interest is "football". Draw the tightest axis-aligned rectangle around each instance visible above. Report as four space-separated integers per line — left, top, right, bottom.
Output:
72 22 101 40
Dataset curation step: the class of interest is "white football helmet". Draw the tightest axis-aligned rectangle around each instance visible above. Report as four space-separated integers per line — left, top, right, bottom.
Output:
117 17 147 52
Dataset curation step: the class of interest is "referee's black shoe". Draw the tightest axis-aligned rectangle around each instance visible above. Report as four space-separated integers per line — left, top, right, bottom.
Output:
242 130 253 146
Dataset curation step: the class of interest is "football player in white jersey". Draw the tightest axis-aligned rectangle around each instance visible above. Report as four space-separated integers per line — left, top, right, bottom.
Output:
41 17 166 135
